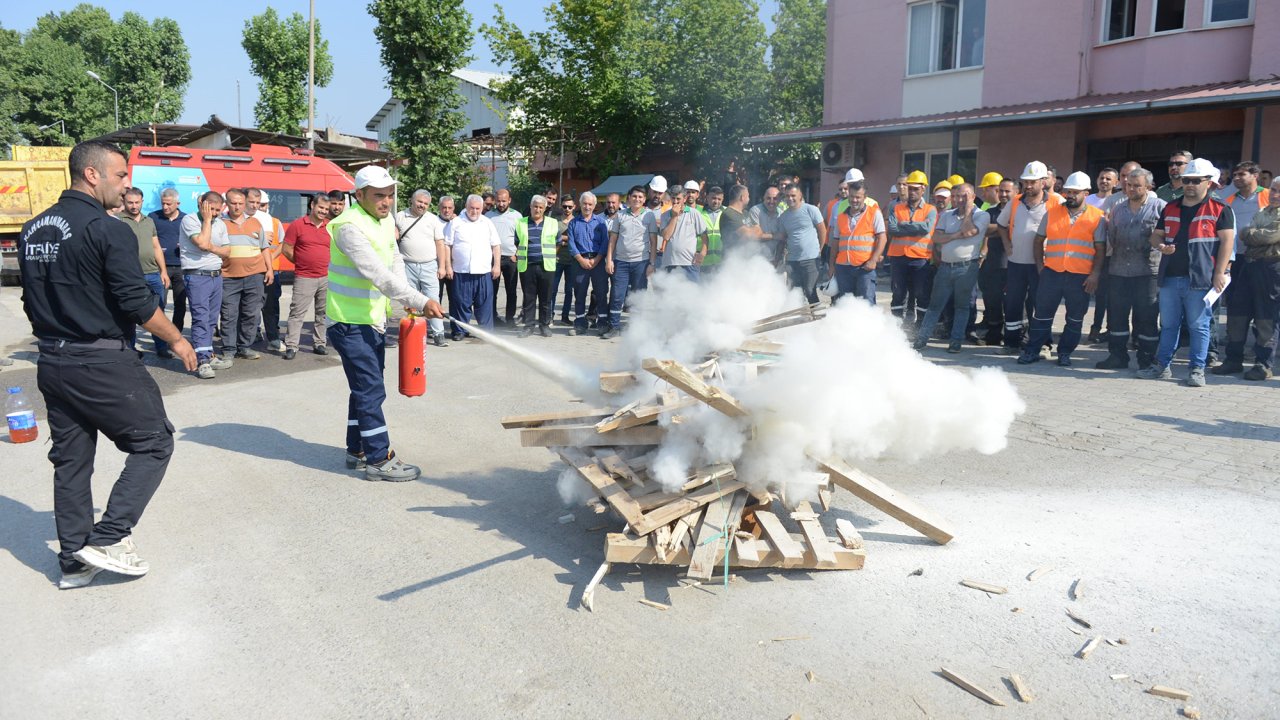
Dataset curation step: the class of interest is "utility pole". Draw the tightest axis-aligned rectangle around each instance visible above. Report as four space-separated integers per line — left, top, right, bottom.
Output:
307 0 316 150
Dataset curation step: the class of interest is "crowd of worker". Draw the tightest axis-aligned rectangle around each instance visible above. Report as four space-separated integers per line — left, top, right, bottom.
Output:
118 150 1280 389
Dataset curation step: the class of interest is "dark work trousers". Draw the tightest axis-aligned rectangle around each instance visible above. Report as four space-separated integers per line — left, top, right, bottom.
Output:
978 258 1007 344
37 340 175 573
1223 257 1257 365
520 263 555 327
165 265 187 333
832 263 877 306
1104 274 1160 368
573 256 609 331
889 256 929 325
184 272 223 364
1089 271 1108 335
1003 261 1039 349
607 258 649 328
443 275 458 334
452 272 495 333
262 272 284 342
788 258 821 305
328 322 391 465
1023 268 1090 360
220 274 266 355
493 256 519 323
1246 258 1280 369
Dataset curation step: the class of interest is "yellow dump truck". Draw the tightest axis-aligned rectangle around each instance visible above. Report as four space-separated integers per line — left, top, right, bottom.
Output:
1 146 72 283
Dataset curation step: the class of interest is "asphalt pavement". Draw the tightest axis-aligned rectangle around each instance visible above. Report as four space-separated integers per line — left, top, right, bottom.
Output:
2 284 1277 719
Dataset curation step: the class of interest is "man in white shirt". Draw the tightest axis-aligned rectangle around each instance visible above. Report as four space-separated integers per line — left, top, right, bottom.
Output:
485 188 523 325
996 161 1062 353
395 189 448 346
443 194 501 339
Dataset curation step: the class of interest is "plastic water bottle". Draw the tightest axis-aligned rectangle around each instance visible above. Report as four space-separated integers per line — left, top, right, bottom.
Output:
6 386 38 443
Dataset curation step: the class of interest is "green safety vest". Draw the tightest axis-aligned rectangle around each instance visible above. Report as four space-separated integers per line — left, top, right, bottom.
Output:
515 216 559 272
698 207 723 266
326 203 396 326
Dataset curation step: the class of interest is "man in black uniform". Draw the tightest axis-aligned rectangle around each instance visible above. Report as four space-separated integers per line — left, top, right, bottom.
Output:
19 141 197 589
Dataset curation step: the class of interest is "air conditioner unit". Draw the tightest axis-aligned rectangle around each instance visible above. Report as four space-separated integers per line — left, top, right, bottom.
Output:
820 139 864 169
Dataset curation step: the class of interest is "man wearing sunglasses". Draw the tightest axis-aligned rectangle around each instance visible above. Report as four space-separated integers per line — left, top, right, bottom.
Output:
1156 150 1193 203
1139 158 1235 387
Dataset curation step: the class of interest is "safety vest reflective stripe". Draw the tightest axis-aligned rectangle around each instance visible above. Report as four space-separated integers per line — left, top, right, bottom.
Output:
889 202 935 259
834 208 878 265
1042 203 1104 274
516 217 559 272
699 208 723 266
326 204 396 325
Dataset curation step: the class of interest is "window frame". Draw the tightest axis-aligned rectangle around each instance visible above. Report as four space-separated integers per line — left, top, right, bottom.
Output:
901 148 979 185
905 0 985 78
1203 0 1254 27
1151 0 1187 35
1100 0 1139 44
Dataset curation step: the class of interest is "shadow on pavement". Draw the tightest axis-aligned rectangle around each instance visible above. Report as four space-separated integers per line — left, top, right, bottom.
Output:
385 466 601 605
179 422 342 473
1134 414 1280 441
0 495 60 582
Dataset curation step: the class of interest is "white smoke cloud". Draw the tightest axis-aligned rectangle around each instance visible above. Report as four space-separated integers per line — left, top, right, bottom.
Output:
615 250 1026 496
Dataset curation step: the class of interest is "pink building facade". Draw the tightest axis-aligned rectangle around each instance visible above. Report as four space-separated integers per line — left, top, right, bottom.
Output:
753 0 1280 200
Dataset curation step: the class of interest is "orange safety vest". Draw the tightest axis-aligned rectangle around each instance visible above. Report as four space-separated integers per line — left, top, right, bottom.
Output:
1223 188 1271 210
833 205 879 266
889 202 936 259
1042 203 1104 274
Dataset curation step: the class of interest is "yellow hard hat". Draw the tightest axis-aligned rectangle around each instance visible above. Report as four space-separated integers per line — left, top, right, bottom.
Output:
979 172 1004 188
904 170 928 186
947 174 965 186
934 180 953 191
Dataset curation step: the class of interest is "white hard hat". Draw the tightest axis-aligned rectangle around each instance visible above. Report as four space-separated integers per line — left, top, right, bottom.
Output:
844 168 865 183
683 180 700 191
889 185 899 196
354 166 397 190
1019 161 1050 181
934 188 951 198
257 190 271 204
648 175 668 193
1062 171 1091 191
1182 158 1216 179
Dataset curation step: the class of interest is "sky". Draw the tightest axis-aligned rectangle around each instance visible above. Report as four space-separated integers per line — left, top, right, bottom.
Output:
9 1 779 139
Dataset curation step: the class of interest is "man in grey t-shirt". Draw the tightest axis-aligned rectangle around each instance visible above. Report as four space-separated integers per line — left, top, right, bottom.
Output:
485 188 523 324
1096 167 1165 370
777 185 827 304
747 187 783 265
602 185 655 337
656 188 708 282
179 191 233 377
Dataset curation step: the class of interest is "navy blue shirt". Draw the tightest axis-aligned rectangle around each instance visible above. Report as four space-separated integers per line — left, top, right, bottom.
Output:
149 208 186 266
527 220 544 261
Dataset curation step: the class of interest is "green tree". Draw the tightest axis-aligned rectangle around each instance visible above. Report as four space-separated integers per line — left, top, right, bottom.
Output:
0 5 191 144
369 0 483 201
483 0 660 179
241 8 334 134
760 0 826 172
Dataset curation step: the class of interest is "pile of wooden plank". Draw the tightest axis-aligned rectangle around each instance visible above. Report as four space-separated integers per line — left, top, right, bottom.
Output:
502 320 956 602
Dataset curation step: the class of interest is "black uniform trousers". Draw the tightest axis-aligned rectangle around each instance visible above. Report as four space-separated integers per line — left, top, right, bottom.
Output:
36 340 174 573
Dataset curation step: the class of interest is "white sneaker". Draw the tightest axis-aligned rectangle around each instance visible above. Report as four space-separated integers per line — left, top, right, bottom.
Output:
73 537 150 576
59 565 103 589
196 363 215 379
268 340 286 352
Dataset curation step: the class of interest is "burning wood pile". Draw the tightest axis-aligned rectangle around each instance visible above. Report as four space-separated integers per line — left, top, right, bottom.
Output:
500 306 957 607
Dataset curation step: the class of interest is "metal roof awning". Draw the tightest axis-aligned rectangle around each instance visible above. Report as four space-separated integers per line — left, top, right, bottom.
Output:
589 174 654 197
746 78 1280 145
91 115 392 171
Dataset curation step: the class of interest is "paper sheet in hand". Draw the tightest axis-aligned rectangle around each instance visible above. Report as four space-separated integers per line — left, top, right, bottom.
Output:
1204 274 1231 307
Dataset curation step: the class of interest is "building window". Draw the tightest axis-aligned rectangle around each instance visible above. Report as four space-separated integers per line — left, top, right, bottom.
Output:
1154 0 1186 32
907 0 985 76
1104 0 1138 41
902 149 977 187
1206 0 1252 24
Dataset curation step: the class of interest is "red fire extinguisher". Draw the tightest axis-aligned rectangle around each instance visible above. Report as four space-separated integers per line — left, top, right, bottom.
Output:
398 313 427 397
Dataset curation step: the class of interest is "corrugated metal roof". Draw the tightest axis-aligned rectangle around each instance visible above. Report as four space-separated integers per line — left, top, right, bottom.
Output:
747 79 1280 145
366 68 512 131
590 174 654 196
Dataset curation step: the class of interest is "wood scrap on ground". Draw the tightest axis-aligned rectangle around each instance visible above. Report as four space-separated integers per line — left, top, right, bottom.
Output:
960 579 1008 595
939 667 1006 706
500 326 957 597
1147 685 1192 701
1009 674 1034 703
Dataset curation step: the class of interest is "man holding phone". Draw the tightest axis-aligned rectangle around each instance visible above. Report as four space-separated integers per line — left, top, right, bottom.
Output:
179 191 234 379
